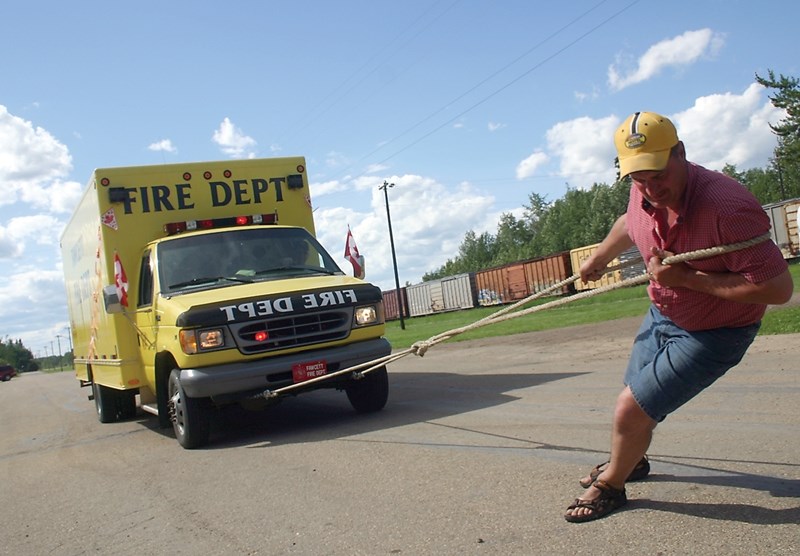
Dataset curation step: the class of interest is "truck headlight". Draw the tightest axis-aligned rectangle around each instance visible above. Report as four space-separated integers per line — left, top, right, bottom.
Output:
354 305 378 326
179 328 226 354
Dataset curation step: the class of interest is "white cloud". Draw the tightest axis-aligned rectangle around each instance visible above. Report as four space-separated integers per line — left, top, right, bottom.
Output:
672 83 784 170
608 29 725 91
0 105 73 208
313 174 495 288
516 151 549 179
545 115 620 186
488 122 506 132
212 117 257 158
310 179 350 197
7 215 63 246
532 84 782 191
364 162 389 175
0 268 68 347
148 138 177 153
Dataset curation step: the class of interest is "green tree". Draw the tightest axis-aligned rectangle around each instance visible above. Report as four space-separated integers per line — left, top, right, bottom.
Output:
0 338 36 372
755 70 800 200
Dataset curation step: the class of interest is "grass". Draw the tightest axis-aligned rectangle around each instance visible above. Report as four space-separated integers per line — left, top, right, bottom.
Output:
385 261 800 349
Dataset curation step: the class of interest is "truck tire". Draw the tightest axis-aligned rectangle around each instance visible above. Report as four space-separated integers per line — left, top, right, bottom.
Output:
118 390 137 420
168 369 211 449
93 382 119 424
345 366 389 413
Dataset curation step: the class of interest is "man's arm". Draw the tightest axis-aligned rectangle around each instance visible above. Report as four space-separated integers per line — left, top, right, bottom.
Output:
649 249 794 305
579 214 635 283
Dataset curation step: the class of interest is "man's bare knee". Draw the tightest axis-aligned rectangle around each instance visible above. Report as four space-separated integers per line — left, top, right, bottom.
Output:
614 387 656 434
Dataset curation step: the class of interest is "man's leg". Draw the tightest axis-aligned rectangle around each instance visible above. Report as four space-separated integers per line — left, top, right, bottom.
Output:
566 386 656 520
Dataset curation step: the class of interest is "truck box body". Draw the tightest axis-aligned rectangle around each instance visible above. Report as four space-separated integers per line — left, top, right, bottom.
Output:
61 157 390 447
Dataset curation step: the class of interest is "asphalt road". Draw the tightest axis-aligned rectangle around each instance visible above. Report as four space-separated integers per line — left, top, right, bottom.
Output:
2 317 798 555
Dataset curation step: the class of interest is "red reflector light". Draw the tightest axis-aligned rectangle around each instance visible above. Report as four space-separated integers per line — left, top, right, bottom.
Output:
235 216 249 225
203 171 212 179
198 219 214 229
296 165 305 173
165 222 186 235
254 331 268 342
100 177 110 186
183 172 192 181
224 169 232 178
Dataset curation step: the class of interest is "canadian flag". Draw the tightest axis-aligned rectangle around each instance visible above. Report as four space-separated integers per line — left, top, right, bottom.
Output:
114 252 129 307
344 226 365 279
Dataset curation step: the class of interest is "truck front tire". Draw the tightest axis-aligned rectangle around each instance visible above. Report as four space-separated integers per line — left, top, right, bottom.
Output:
345 366 389 413
168 369 211 449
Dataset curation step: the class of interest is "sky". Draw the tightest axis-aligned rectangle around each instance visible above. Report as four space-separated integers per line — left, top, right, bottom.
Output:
1 0 798 356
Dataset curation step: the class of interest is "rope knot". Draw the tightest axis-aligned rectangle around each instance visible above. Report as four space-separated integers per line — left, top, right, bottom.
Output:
411 340 431 357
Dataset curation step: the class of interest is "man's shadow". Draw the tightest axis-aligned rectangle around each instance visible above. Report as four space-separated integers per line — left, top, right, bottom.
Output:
628 457 800 524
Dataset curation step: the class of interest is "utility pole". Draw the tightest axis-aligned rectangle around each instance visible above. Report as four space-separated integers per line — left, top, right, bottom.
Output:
379 180 405 330
56 335 64 372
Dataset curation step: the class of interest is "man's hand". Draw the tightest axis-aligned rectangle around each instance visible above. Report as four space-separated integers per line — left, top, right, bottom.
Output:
647 247 689 287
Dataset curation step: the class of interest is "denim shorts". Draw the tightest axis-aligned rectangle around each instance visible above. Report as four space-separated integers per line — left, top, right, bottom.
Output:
624 305 760 422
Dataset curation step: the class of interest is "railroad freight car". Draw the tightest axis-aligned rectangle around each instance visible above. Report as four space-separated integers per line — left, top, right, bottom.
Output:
475 252 573 305
382 287 409 321
405 273 477 317
570 244 645 291
764 197 800 259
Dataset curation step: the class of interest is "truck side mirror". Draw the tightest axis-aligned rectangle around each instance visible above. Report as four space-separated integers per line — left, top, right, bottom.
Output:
103 285 124 314
355 255 365 280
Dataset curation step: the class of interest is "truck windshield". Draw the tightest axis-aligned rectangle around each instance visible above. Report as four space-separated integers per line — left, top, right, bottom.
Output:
158 227 344 295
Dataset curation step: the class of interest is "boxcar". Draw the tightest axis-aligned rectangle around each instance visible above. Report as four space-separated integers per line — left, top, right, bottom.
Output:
764 197 800 259
382 287 409 321
475 252 573 305
570 244 645 291
406 273 477 317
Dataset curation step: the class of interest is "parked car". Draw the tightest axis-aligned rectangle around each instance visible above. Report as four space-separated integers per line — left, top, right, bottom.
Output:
0 365 17 381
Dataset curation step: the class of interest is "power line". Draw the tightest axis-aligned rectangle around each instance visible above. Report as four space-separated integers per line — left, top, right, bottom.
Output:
338 0 642 183
276 0 463 146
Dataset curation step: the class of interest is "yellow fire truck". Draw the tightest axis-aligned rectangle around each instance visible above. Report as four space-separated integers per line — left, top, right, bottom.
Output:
60 157 391 448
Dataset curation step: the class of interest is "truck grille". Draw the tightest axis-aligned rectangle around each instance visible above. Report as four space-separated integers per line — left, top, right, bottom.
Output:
230 309 352 354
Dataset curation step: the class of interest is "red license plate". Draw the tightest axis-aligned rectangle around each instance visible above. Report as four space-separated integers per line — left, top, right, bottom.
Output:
292 360 327 383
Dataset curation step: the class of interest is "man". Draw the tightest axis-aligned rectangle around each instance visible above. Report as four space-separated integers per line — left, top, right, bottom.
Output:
564 111 794 523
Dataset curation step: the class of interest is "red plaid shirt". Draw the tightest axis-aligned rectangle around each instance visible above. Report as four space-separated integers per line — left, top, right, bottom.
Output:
626 163 788 331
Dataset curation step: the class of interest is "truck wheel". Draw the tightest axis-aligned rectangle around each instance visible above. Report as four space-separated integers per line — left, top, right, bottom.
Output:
92 382 119 423
168 369 211 449
345 366 389 413
119 390 138 420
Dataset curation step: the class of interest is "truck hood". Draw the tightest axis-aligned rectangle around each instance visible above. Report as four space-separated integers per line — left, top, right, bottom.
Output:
160 276 383 327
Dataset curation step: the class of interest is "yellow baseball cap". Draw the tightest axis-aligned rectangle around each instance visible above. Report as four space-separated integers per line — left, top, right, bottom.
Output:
614 112 679 178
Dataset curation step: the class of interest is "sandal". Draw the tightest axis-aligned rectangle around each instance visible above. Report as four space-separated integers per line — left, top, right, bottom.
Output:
579 455 650 488
564 479 628 523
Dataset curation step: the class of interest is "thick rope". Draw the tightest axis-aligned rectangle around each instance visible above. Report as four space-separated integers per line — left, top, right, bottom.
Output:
262 233 770 398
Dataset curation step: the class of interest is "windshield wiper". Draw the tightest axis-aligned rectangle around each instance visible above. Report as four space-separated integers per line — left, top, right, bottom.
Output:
169 275 253 289
254 265 337 276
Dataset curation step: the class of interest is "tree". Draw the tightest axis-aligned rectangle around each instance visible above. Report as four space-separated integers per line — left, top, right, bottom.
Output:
755 70 800 200
0 338 36 372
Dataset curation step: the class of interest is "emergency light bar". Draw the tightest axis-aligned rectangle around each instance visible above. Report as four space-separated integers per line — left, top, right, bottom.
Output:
164 212 278 235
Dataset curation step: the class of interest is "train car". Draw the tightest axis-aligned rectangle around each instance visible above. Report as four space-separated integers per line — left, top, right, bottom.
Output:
382 287 409 321
570 244 645 291
521 251 573 296
764 197 800 259
406 273 477 317
475 252 573 305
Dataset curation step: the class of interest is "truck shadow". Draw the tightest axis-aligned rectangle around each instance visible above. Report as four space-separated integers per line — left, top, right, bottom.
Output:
176 370 587 449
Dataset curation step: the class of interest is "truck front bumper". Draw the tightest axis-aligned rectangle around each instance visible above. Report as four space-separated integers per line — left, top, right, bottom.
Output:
179 338 392 399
